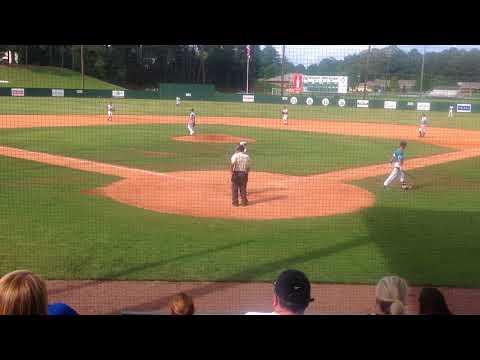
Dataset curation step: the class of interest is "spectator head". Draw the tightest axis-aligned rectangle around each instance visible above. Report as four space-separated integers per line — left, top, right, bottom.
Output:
375 276 408 315
0 270 48 315
419 287 451 315
272 269 314 315
48 303 78 316
168 292 195 315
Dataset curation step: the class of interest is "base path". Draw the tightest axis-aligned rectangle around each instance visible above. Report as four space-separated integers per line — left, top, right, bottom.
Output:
1 114 480 219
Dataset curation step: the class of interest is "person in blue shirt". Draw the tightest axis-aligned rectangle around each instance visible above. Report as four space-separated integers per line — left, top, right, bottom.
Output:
384 141 409 189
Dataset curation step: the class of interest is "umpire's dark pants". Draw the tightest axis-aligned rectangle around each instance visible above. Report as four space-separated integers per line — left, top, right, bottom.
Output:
231 171 248 205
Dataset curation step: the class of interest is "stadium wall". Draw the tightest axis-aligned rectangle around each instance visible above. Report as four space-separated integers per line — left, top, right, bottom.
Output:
0 86 478 113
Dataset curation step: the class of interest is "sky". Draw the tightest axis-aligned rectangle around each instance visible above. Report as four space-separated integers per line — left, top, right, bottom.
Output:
267 45 480 66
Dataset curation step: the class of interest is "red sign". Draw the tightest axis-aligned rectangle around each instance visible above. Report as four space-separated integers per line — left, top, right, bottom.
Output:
292 73 303 93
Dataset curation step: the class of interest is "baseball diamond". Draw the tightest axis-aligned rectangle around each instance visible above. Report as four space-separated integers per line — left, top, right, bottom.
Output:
2 45 480 315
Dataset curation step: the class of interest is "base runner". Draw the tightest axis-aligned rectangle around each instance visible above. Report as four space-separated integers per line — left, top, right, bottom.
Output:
282 106 288 125
384 140 410 190
187 109 196 135
418 113 427 137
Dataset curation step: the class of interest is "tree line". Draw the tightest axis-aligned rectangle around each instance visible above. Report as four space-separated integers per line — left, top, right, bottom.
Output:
1 45 480 91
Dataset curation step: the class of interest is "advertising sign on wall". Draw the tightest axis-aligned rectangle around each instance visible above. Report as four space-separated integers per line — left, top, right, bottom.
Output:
11 88 24 97
357 99 369 108
242 94 255 102
457 104 472 113
417 102 431 111
52 89 64 97
112 90 125 98
384 100 397 109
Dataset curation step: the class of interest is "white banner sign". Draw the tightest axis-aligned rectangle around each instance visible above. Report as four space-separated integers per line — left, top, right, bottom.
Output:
242 94 255 103
306 97 313 105
11 88 24 97
290 96 298 105
417 102 431 111
457 104 472 113
321 98 330 106
407 101 415 106
302 75 348 94
384 100 397 109
52 89 64 97
76 89 83 94
338 99 346 107
185 93 192 97
356 99 369 108
112 90 125 98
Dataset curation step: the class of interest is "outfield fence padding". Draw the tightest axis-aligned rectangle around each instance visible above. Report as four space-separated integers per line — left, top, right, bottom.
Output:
0 86 477 113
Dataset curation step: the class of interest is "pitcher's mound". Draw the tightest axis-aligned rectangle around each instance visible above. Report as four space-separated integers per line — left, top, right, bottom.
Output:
173 134 256 144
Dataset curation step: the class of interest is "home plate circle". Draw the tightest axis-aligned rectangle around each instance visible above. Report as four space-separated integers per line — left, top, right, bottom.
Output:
97 170 375 220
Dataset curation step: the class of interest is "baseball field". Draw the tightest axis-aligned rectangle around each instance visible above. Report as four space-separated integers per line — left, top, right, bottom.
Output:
1 95 480 298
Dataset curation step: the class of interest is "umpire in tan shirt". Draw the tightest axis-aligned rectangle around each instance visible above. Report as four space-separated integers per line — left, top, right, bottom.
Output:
230 144 250 206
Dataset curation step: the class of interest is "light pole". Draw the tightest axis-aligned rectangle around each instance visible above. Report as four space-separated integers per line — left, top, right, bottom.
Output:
280 45 286 97
245 45 251 94
419 45 426 96
80 45 85 90
363 45 371 99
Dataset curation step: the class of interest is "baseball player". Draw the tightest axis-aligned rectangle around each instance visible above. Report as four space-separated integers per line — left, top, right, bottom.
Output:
418 113 428 137
187 109 196 135
107 102 113 121
282 106 288 125
448 105 454 118
239 141 247 153
176 96 181 106
384 140 410 190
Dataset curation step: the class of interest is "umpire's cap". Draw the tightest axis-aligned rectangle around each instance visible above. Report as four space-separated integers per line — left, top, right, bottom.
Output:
236 145 245 152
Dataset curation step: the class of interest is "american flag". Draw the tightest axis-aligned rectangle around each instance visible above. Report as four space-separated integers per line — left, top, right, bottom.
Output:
246 45 251 60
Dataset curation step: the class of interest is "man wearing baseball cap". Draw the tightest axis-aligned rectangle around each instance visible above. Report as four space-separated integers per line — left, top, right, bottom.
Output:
245 269 314 315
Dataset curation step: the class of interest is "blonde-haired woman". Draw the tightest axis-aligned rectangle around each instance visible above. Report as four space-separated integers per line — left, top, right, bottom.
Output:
374 276 408 315
0 270 48 315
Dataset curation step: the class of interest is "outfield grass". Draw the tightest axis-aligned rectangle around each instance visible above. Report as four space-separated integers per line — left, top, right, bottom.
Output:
0 65 123 89
0 124 447 176
1 96 479 130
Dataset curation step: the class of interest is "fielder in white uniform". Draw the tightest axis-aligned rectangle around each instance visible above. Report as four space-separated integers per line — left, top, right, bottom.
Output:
107 103 113 121
384 141 408 189
239 141 247 153
187 109 196 135
176 97 181 106
448 105 454 118
418 114 428 137
282 106 288 125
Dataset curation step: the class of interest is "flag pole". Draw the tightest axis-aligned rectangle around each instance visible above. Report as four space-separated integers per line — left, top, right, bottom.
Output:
246 46 250 94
